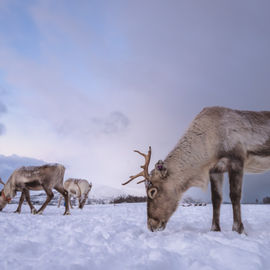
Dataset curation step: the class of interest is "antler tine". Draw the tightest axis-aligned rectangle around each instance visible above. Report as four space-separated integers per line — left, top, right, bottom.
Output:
133 150 146 157
136 179 146 184
122 172 145 186
122 146 152 186
0 178 5 185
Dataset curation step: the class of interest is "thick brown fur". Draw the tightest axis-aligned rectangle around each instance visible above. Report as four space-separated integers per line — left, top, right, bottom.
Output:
146 107 270 233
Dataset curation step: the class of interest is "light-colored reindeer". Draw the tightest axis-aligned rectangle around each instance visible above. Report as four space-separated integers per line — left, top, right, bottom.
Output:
0 164 70 215
58 178 92 209
123 106 270 234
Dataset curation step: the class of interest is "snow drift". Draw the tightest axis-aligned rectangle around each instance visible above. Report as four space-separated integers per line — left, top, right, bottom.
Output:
0 203 269 270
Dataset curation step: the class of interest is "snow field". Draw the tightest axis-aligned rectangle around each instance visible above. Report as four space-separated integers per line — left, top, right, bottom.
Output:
0 203 269 270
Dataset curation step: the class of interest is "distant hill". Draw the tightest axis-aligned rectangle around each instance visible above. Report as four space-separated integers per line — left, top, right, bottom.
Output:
0 154 46 182
89 184 145 203
0 154 146 204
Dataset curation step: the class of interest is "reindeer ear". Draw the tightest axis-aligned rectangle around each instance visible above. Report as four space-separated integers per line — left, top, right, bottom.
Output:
0 178 5 186
154 160 168 179
148 187 158 199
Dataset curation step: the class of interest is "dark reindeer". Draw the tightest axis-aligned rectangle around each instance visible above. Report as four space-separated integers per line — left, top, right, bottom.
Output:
0 164 70 215
123 107 270 234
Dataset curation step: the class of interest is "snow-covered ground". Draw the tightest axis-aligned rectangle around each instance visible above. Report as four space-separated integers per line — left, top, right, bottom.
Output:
0 203 269 270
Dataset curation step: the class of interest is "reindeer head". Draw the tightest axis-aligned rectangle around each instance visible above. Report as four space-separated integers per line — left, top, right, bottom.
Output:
0 178 13 211
0 178 7 211
122 147 179 232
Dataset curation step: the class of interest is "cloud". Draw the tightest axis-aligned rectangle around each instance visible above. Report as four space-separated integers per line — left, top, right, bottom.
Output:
0 102 6 114
92 111 130 135
0 1 270 200
0 91 7 135
53 110 129 139
0 124 5 135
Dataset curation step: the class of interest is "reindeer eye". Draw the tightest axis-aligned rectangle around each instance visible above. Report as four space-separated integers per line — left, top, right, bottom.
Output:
148 187 158 199
145 180 152 188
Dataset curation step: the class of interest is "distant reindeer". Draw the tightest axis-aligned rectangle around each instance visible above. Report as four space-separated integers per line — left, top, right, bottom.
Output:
58 178 92 209
123 107 270 233
0 164 70 215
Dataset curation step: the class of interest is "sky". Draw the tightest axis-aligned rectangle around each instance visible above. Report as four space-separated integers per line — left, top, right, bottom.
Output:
0 0 270 201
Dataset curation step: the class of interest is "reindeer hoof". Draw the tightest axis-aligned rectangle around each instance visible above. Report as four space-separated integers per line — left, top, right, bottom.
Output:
232 222 244 234
31 209 37 214
14 210 21 214
35 211 43 215
211 224 221 232
63 211 71 215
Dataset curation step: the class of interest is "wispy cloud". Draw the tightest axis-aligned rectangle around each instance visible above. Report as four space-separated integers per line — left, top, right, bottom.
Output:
0 1 270 198
0 90 7 135
0 124 5 135
92 111 130 135
0 101 7 115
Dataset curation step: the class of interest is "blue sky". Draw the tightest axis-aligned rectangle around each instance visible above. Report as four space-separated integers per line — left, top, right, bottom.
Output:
0 0 270 200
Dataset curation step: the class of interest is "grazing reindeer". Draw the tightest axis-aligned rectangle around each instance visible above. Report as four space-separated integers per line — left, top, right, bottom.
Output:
58 178 92 209
123 107 270 233
0 164 70 215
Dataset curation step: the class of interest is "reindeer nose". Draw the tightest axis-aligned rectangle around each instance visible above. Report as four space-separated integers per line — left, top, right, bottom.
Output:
147 218 161 232
148 218 167 232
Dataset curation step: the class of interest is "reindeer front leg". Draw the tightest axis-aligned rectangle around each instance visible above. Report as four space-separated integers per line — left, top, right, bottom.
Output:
79 194 88 209
69 195 73 209
57 195 63 208
229 159 244 234
24 189 37 214
14 192 25 213
210 172 224 231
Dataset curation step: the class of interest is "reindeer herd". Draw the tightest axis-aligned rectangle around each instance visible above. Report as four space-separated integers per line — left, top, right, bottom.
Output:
0 164 92 215
0 106 270 234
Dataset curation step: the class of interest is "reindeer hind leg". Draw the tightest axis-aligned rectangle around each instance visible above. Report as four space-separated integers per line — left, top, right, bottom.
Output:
55 185 70 215
36 184 54 215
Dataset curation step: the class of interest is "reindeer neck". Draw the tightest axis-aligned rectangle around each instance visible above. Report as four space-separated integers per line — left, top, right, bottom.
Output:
164 134 212 193
4 176 16 199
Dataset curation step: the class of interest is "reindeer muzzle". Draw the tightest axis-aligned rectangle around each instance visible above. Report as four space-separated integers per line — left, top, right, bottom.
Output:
147 218 167 232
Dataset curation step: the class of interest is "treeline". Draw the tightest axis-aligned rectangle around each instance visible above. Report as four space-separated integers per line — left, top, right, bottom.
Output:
110 195 147 204
263 197 270 204
11 193 148 206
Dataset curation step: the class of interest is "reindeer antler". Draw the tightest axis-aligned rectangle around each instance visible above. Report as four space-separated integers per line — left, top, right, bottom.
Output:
0 178 5 185
122 146 152 185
